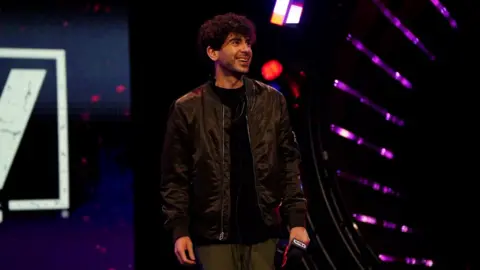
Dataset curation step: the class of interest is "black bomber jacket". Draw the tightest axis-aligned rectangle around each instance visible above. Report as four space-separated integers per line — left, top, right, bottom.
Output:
160 77 307 242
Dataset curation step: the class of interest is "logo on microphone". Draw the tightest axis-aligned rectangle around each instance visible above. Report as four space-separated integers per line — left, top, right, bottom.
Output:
292 238 307 249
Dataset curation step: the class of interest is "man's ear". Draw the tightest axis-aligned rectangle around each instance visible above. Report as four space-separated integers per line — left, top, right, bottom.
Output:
206 46 219 61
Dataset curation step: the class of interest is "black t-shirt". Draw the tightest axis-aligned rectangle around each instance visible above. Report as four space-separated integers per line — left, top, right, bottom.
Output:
211 84 269 245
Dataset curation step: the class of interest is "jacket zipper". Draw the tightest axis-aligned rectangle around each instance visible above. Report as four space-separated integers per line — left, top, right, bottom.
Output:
245 96 264 219
219 106 225 241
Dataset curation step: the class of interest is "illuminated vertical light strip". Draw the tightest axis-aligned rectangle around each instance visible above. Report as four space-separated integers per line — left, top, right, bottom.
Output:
270 0 291 26
430 0 457 29
336 170 401 197
333 80 405 126
371 0 436 60
347 34 412 89
285 4 303 24
352 213 413 233
330 124 394 159
379 254 433 267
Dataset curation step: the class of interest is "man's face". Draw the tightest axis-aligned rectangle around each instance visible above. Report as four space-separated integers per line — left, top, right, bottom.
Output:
210 33 253 75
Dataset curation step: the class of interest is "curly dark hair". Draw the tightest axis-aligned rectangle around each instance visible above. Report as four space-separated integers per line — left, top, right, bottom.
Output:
197 13 256 55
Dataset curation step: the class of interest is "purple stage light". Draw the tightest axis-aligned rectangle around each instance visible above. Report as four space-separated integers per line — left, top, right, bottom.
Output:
430 0 457 29
347 34 412 89
379 253 434 267
378 254 396 262
330 124 394 159
352 213 413 233
371 0 436 60
353 213 376 225
336 170 401 197
333 80 405 126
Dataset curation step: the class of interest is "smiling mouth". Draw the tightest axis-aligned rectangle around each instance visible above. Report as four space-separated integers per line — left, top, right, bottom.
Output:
237 58 250 63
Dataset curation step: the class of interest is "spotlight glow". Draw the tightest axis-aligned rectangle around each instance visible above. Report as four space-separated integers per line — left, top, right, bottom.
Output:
336 170 401 197
262 60 283 81
285 4 303 24
347 34 412 89
330 124 394 159
429 0 457 28
353 214 413 233
333 80 405 126
371 0 436 60
270 0 290 25
379 254 433 267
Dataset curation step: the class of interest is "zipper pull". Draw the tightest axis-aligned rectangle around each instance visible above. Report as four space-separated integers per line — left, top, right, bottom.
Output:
218 231 225 240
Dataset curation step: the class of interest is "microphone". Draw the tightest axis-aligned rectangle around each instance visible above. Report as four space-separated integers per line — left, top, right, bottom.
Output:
281 238 307 268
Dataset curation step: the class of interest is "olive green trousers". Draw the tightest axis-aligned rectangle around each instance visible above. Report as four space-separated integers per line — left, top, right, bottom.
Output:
196 238 278 270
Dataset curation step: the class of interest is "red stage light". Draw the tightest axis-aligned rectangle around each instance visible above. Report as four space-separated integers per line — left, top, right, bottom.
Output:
261 60 283 81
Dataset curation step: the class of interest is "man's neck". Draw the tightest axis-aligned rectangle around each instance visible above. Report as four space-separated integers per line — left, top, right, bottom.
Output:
214 67 244 89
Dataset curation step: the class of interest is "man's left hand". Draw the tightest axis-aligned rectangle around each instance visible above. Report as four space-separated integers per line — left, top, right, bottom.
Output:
289 226 310 246
282 226 310 267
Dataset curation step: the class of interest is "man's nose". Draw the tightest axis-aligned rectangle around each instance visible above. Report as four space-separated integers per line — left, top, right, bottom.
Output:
240 43 251 52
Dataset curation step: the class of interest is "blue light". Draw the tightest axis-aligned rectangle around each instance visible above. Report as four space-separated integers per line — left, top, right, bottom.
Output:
268 82 281 92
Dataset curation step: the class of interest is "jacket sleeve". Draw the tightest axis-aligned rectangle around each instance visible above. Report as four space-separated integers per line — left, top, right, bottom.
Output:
160 102 192 242
278 94 307 228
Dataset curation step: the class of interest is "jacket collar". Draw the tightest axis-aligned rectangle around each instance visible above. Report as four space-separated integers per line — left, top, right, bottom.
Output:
207 76 256 96
205 76 258 113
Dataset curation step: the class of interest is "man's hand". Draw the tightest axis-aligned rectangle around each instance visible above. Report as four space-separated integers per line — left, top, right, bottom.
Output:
289 226 310 246
282 226 310 267
174 236 196 265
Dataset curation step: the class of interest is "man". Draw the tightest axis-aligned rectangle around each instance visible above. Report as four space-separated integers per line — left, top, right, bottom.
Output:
160 13 309 270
